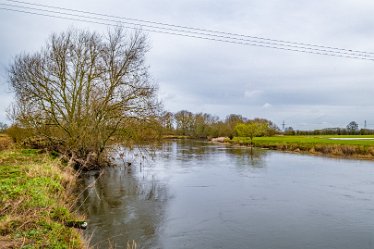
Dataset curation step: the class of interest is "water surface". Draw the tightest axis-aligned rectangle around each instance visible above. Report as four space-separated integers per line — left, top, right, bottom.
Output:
77 140 374 249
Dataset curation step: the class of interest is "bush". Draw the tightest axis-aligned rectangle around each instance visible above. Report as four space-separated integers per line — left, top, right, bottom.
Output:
5 125 33 144
0 135 12 151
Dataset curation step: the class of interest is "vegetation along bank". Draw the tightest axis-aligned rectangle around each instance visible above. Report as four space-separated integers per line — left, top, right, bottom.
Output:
0 134 85 248
228 135 374 160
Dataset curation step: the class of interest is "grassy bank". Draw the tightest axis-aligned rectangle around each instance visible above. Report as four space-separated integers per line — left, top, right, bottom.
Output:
0 146 85 248
230 135 374 159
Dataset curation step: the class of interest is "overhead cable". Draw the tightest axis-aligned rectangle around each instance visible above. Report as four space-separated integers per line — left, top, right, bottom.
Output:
1 1 373 62
4 0 374 57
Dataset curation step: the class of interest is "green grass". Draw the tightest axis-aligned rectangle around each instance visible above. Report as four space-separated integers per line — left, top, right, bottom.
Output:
231 135 374 159
0 149 85 248
257 135 374 145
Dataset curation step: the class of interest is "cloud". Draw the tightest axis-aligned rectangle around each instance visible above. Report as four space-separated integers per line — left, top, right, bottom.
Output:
262 103 272 109
0 0 374 129
244 90 263 98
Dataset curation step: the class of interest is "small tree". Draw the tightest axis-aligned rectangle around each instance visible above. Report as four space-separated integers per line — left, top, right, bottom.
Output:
347 121 358 134
235 122 268 145
252 118 280 136
9 28 159 169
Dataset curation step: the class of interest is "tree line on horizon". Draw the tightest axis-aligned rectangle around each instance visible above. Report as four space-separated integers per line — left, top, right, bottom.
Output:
284 121 374 136
159 110 279 139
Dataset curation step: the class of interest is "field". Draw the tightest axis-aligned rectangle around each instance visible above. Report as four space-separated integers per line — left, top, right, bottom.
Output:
231 135 374 159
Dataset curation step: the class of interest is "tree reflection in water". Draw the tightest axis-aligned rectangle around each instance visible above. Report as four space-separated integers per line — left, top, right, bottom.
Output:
76 155 168 249
76 141 268 248
76 141 374 249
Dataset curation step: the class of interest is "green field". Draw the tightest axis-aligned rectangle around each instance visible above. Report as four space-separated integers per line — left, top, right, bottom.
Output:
231 135 374 159
253 135 374 146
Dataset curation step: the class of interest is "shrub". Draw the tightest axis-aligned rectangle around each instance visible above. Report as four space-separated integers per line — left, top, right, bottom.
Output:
0 135 12 151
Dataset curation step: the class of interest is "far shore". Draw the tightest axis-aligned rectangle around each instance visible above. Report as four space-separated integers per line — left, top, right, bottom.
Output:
212 135 374 161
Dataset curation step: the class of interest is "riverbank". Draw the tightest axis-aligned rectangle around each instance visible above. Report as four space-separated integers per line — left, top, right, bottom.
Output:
0 147 86 248
228 135 374 160
162 135 192 139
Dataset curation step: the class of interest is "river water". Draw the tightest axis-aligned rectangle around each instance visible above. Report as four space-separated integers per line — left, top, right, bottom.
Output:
77 140 374 249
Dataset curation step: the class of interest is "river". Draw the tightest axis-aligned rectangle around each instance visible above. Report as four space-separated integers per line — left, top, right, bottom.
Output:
77 140 374 249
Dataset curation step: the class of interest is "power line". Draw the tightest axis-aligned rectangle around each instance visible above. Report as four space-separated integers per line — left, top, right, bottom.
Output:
5 0 374 57
4 2 372 59
0 6 372 62
1 2 374 61
1 2 372 60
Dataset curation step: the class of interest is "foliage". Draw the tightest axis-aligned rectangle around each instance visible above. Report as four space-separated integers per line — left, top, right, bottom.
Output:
5 125 34 144
159 110 279 139
9 28 159 169
224 114 247 138
0 148 84 248
235 122 268 144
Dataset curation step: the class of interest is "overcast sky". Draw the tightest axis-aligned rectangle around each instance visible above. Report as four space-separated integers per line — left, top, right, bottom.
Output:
1 0 374 130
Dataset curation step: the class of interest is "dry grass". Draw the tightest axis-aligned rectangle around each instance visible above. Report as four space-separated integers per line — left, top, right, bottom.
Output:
0 148 86 248
0 134 12 151
127 240 137 249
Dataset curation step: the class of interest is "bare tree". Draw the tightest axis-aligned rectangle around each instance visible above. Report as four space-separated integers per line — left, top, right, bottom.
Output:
174 110 194 136
9 28 159 169
160 111 174 134
346 121 359 134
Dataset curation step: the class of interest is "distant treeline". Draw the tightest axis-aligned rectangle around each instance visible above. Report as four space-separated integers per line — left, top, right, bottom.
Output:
3 114 370 143
159 112 371 138
284 127 374 136
159 110 280 138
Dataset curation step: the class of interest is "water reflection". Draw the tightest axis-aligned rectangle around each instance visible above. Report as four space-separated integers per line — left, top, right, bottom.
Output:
77 162 168 248
78 140 374 249
155 140 268 169
225 146 267 169
78 141 267 248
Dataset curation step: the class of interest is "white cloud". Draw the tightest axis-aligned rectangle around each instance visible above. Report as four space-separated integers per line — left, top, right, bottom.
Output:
262 103 272 109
